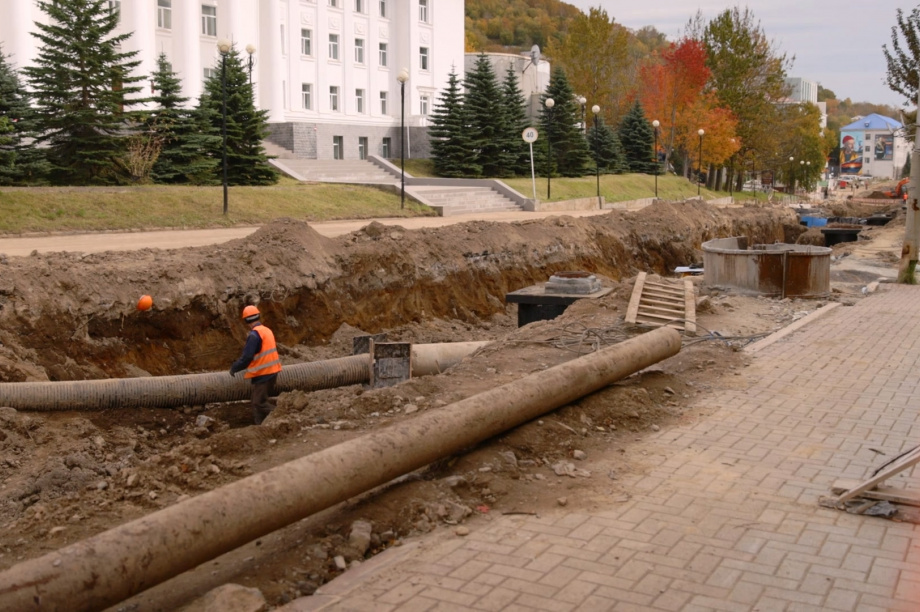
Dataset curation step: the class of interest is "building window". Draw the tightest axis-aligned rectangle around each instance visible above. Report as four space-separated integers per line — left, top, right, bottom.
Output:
355 0 365 13
420 95 429 115
108 1 121 17
419 0 428 22
419 47 429 71
379 0 387 18
355 39 365 64
201 5 217 36
329 0 338 7
157 0 171 29
329 34 339 60
280 24 286 55
356 89 365 113
358 137 368 160
203 67 217 84
378 42 387 66
333 136 344 159
330 86 339 111
382 137 391 158
301 29 312 55
302 83 312 109
379 91 387 115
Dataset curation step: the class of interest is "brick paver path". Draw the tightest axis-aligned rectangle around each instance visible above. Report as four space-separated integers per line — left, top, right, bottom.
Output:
286 285 920 611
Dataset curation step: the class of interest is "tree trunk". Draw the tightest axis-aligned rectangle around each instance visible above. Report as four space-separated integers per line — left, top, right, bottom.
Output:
898 92 920 284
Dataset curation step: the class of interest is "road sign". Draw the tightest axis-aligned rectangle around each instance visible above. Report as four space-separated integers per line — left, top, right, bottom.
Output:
522 127 538 143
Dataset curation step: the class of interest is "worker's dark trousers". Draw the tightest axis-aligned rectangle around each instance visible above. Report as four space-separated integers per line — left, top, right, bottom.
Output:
251 377 277 425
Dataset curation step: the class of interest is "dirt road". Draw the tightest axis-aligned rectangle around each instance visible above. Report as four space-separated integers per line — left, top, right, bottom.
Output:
0 209 613 257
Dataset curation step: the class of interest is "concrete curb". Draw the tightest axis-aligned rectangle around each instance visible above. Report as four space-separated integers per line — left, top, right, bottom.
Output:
743 302 841 354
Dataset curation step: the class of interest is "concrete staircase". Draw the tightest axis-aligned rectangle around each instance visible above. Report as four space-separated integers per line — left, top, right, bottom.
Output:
265 143 527 216
271 158 400 185
409 185 523 216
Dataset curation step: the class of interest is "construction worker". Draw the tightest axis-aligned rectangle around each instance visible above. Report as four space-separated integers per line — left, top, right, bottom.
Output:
229 305 282 425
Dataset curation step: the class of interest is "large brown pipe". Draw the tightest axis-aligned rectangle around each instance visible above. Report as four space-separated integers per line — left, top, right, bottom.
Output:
0 343 488 412
0 327 680 611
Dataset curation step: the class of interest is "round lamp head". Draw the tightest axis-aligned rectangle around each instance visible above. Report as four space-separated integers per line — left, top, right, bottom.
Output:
545 98 554 109
652 120 660 128
698 129 705 136
800 160 804 165
217 39 232 54
592 105 600 114
397 68 409 83
576 95 586 105
789 156 794 162
245 44 256 55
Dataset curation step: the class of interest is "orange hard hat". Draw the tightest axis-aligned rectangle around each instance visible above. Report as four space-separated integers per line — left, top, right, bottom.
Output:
241 305 260 322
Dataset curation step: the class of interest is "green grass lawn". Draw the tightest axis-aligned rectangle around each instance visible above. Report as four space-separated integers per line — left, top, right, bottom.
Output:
0 169 756 235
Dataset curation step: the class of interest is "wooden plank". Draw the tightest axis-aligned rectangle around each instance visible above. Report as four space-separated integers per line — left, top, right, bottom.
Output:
684 279 696 334
833 447 920 504
637 297 683 309
638 303 686 316
636 311 686 323
831 479 920 507
625 272 646 325
643 284 685 296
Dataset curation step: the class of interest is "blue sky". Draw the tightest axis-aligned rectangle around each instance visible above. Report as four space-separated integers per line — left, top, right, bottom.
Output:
564 1 908 109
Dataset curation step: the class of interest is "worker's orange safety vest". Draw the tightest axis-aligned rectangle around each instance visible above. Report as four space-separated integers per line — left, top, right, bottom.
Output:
245 325 282 379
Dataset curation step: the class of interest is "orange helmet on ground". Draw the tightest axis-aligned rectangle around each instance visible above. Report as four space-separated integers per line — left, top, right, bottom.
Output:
242 305 260 323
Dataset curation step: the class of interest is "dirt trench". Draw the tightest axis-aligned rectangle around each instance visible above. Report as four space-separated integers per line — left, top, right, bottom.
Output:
0 200 794 383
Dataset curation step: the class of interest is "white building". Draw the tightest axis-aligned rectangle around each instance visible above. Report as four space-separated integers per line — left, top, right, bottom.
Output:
0 0 464 160
463 51 551 120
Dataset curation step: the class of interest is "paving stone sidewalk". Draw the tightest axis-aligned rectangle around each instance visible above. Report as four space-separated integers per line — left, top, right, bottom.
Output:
285 285 920 611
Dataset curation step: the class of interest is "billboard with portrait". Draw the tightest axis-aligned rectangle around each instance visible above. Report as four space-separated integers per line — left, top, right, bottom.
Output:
874 135 893 161
839 132 863 174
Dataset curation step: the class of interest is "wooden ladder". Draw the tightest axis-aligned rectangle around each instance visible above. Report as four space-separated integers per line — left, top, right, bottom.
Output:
625 272 696 333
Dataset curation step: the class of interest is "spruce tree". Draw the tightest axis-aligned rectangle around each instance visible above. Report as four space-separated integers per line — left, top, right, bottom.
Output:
499 65 531 176
588 116 628 174
540 68 591 177
617 100 657 173
24 0 147 185
0 48 48 185
464 54 514 177
149 54 220 184
429 67 481 177
199 45 277 185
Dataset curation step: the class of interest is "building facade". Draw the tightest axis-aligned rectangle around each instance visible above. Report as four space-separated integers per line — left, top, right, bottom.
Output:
839 114 908 179
0 0 464 160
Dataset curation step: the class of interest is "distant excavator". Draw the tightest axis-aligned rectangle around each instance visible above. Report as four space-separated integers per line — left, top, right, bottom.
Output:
881 177 909 199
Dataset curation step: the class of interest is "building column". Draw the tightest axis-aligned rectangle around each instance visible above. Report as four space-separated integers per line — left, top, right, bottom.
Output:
4 1 35 71
124 0 157 103
259 0 285 121
176 0 203 104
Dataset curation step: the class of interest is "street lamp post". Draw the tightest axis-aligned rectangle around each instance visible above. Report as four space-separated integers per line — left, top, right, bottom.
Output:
576 95 586 135
245 44 256 86
729 138 735 198
545 98 554 200
652 120 660 198
592 104 601 206
217 39 231 216
806 160 811 194
800 160 805 196
397 68 409 210
789 156 795 194
697 129 705 196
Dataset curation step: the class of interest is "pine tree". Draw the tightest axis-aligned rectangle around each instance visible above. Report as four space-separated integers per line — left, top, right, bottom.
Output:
464 54 514 177
540 68 591 177
199 45 277 185
0 47 48 185
588 116 628 174
429 67 481 177
149 54 220 184
24 0 147 185
499 65 531 176
617 100 657 173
